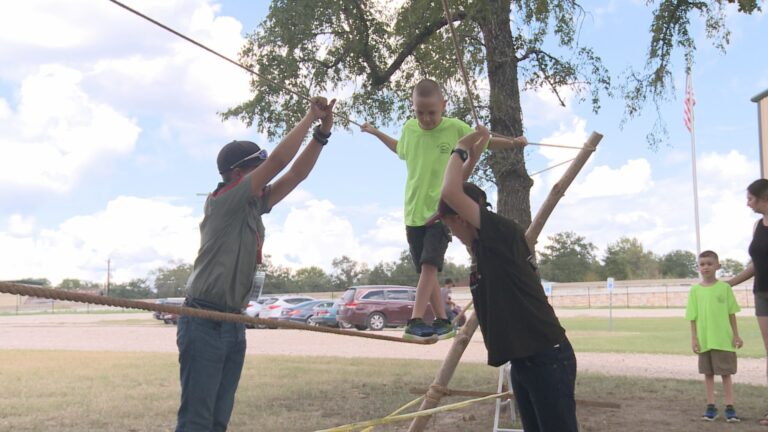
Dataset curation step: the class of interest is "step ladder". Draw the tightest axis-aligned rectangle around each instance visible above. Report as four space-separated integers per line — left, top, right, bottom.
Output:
492 362 523 432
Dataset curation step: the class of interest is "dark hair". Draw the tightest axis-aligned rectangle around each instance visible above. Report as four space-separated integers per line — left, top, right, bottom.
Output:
699 250 719 261
444 278 454 285
412 79 444 100
748 179 768 200
439 182 490 217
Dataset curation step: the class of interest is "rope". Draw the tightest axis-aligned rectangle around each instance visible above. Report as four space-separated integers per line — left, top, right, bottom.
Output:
314 391 511 432
529 157 577 177
107 0 589 151
359 396 425 432
107 0 362 127
0 282 437 345
439 0 479 125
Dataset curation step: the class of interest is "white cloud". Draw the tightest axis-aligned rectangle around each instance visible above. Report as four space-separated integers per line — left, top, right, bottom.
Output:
0 65 140 193
537 149 758 263
0 196 200 284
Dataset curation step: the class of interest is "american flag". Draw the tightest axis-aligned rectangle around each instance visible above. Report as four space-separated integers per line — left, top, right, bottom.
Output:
684 72 695 133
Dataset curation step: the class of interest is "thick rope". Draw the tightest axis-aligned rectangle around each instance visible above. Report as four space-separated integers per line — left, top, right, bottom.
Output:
107 0 587 152
0 282 437 345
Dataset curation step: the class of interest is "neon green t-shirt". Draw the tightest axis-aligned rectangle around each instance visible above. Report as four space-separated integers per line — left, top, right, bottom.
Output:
396 117 475 226
684 280 740 353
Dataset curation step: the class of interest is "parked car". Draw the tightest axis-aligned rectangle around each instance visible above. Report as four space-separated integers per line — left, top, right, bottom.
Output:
153 297 185 320
258 295 316 328
337 286 434 331
159 297 185 325
243 296 277 328
308 301 352 329
277 299 335 324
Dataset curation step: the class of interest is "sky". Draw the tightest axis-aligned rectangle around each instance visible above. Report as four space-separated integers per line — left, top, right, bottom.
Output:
1 0 766 285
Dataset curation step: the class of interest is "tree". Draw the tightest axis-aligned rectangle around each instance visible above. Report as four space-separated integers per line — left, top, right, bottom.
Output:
224 0 611 226
659 249 697 278
11 278 51 287
331 255 368 291
57 278 101 291
623 0 761 147
720 258 745 277
152 262 193 298
292 266 333 292
538 231 598 282
109 278 153 300
261 255 294 294
602 237 660 280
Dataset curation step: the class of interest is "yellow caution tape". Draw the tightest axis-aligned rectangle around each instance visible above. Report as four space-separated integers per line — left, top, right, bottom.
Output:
359 395 425 432
315 391 510 432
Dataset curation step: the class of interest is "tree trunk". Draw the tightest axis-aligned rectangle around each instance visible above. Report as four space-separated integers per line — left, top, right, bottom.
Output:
475 0 532 228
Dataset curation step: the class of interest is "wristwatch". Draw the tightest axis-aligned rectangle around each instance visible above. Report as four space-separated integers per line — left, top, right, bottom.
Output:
451 148 469 162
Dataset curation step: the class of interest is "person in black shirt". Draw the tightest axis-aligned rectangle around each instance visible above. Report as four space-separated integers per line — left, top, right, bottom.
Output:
431 126 578 432
728 178 768 426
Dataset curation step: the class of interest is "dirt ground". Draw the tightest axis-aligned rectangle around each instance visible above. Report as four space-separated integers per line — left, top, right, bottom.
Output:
1 311 767 431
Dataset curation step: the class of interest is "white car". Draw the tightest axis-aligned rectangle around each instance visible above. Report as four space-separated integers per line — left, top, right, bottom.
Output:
258 295 316 327
245 296 275 318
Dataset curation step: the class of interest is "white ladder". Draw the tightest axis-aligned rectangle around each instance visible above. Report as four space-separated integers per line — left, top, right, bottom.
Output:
493 362 523 432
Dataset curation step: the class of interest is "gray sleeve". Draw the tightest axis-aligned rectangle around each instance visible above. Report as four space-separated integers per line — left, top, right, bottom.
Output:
254 184 273 215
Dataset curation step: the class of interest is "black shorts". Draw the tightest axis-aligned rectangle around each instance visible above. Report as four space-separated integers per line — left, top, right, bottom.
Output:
406 223 451 273
755 290 768 316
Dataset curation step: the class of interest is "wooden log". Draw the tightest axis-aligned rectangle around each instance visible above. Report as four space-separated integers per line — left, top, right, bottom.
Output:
407 132 603 432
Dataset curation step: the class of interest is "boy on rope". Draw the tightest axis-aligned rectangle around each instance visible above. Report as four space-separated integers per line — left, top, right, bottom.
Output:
176 96 335 432
431 127 578 432
360 78 526 341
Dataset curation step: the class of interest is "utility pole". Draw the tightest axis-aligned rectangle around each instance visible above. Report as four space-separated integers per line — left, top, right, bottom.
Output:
106 258 111 297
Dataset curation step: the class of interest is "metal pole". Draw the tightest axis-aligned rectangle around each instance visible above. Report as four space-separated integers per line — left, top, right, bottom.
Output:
687 70 702 255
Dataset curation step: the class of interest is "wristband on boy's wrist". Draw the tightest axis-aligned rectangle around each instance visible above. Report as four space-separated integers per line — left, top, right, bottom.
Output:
451 148 469 162
313 125 331 145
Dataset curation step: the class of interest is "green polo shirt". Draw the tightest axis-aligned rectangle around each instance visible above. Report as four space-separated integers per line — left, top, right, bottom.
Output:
396 117 475 226
685 281 741 353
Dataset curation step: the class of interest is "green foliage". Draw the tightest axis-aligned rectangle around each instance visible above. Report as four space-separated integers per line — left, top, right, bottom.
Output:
538 231 599 282
622 0 761 147
57 278 101 291
261 255 294 294
10 278 51 287
151 262 192 298
108 278 153 300
659 249 697 278
292 266 333 292
602 237 660 280
720 257 745 277
330 255 368 291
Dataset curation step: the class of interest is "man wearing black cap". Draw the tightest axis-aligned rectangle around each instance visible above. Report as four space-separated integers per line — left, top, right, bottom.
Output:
436 127 578 432
176 96 335 432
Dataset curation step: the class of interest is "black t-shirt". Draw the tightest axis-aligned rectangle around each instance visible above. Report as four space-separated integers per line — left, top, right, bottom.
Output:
749 220 768 293
470 207 566 366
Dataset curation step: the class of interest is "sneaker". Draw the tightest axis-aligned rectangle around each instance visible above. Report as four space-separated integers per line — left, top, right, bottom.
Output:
432 318 457 340
725 405 740 423
702 404 718 422
404 318 436 341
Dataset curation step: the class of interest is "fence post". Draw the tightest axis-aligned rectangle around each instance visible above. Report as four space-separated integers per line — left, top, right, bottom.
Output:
587 286 591 309
665 285 669 308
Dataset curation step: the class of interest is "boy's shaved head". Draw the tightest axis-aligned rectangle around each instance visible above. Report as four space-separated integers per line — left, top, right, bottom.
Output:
412 79 444 101
699 250 719 262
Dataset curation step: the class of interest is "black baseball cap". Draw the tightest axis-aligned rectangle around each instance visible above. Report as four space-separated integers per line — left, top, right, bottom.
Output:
425 182 490 226
216 140 268 174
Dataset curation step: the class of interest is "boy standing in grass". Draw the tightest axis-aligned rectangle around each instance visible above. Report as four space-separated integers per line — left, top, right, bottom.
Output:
361 78 526 341
686 250 743 422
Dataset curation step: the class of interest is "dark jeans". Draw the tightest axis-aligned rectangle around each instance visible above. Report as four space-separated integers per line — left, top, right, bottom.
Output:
175 313 247 432
509 338 578 432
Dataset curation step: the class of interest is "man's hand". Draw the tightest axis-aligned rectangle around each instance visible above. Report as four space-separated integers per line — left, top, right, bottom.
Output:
308 96 329 121
733 335 743 349
318 98 336 134
360 122 378 135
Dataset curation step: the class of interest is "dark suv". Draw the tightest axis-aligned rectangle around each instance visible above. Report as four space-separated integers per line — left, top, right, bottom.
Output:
337 285 434 331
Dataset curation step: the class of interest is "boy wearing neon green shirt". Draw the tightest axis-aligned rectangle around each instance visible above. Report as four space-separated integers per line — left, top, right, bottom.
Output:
361 79 526 340
685 250 743 422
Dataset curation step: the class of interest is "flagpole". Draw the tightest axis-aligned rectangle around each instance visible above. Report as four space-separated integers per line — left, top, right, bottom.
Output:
688 71 702 255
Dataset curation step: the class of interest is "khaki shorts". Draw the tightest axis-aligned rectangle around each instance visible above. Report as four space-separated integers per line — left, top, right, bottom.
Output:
698 350 737 375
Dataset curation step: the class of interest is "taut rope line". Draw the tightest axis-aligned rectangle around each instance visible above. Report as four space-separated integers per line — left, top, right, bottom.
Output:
107 0 586 151
0 282 437 345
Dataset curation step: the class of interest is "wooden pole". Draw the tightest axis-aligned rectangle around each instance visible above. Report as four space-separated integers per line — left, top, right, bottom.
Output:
407 132 603 432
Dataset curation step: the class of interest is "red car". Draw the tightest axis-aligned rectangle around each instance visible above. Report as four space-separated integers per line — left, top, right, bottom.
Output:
337 285 435 331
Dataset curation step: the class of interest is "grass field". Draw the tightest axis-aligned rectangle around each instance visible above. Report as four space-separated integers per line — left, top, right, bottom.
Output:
562 316 765 358
1 350 766 432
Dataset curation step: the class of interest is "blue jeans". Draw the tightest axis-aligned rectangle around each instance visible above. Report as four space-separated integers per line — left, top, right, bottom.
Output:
509 338 578 432
175 315 247 432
